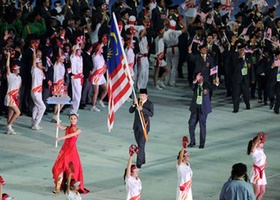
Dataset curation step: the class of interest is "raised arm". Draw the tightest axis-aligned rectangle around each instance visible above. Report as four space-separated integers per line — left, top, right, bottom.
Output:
125 156 133 179
177 147 185 166
32 44 36 67
5 51 11 76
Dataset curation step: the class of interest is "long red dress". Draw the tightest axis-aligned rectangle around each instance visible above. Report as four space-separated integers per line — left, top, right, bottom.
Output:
52 125 89 193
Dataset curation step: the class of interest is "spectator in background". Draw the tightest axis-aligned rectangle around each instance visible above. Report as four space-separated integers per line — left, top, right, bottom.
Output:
220 163 255 200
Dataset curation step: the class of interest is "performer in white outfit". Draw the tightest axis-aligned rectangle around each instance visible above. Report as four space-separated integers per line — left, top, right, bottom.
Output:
182 0 198 27
52 49 66 122
89 42 107 112
154 28 170 90
125 38 135 80
163 19 186 86
247 132 267 200
136 23 149 91
176 148 193 200
125 153 142 200
69 43 83 115
4 51 21 135
31 47 46 130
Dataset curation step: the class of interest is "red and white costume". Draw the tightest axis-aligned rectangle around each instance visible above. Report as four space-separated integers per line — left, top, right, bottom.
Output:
176 162 193 200
182 0 197 18
250 147 267 185
53 62 66 94
136 36 149 89
163 21 182 85
155 36 167 68
90 54 106 85
126 176 142 200
125 47 135 78
31 66 46 126
70 55 83 114
54 62 66 86
4 73 21 107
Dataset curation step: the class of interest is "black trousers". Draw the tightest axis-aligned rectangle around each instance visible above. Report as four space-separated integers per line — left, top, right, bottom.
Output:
134 127 146 168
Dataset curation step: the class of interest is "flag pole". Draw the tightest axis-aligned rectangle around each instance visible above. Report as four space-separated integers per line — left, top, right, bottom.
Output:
55 104 60 148
111 13 147 139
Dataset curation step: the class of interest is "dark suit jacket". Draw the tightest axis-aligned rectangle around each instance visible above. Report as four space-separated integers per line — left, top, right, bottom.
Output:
231 53 252 85
129 99 154 132
189 82 212 115
189 52 214 83
82 51 93 79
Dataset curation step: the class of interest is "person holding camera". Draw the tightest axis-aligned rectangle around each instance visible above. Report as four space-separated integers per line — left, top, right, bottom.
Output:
220 163 255 200
4 51 21 135
247 132 267 200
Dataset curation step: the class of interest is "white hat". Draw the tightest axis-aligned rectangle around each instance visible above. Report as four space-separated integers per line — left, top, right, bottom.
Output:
129 15 136 22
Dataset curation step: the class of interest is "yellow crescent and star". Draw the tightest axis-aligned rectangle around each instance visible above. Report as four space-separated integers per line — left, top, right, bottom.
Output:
107 31 119 60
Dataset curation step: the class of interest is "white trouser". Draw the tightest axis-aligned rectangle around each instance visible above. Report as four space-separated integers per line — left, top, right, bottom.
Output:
165 47 179 84
70 78 82 114
137 56 149 90
31 92 46 126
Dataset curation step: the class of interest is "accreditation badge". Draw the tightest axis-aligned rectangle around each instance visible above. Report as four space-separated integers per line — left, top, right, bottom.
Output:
241 67 248 76
277 74 280 82
196 96 202 104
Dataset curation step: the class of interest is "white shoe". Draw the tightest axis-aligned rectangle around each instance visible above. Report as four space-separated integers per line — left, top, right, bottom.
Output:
169 82 176 87
31 124 43 130
90 106 100 112
52 115 61 123
155 85 163 90
7 125 16 135
158 81 166 88
99 100 106 108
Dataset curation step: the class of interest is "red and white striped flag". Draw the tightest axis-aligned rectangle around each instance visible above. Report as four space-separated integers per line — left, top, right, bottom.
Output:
107 13 133 132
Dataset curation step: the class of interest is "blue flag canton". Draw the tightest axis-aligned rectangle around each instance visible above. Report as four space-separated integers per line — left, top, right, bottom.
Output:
107 20 123 74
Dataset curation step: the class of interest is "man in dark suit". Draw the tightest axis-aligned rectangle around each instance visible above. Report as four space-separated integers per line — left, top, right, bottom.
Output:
231 44 252 113
80 43 93 108
129 88 154 168
188 72 219 149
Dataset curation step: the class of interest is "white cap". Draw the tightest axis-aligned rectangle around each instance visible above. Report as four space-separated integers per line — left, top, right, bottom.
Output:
129 15 136 22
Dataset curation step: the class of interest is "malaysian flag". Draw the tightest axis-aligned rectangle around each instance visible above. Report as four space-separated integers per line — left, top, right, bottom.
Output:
210 65 218 75
107 13 133 131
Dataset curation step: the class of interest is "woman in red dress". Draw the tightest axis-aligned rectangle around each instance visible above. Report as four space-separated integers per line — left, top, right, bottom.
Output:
52 114 89 194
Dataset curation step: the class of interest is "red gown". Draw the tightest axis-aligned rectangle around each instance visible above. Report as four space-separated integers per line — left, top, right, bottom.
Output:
52 125 89 193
